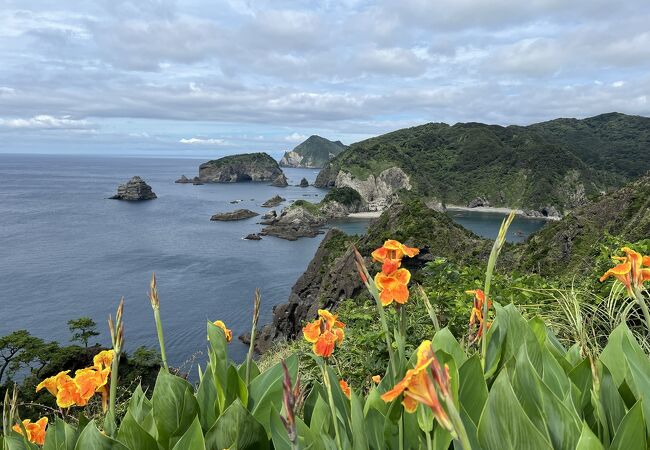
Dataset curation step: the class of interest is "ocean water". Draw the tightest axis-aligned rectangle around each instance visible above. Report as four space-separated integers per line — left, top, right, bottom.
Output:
0 154 546 371
0 154 365 369
446 209 547 243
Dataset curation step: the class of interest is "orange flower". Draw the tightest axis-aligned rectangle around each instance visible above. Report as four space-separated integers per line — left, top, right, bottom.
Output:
374 268 411 306
371 375 381 384
466 289 492 344
93 350 114 370
213 320 233 342
302 309 345 358
381 341 452 430
36 370 71 397
55 375 83 408
600 247 650 295
13 417 48 445
339 380 351 399
372 240 420 263
74 368 104 405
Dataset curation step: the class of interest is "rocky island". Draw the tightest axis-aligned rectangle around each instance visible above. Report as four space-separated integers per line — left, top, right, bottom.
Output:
109 176 157 201
210 209 259 221
197 152 285 183
279 135 347 168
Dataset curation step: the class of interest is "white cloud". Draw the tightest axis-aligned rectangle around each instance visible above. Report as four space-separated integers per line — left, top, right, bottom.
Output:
179 137 226 145
0 115 90 129
284 132 306 142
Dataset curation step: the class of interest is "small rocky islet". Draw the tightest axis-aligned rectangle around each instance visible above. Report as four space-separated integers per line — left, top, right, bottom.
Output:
110 176 157 201
210 209 259 221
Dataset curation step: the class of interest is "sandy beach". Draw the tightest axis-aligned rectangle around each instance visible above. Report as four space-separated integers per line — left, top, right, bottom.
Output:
348 211 383 218
445 204 560 220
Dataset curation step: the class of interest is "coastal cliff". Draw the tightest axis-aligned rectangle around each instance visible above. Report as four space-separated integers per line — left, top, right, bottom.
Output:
198 152 284 183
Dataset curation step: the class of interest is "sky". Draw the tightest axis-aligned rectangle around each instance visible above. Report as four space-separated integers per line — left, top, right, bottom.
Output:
1 0 649 158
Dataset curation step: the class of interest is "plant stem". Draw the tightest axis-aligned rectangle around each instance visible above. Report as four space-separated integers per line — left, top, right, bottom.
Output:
246 289 261 386
374 294 397 377
633 287 650 334
153 308 169 371
426 431 433 450
321 362 343 449
108 349 120 431
446 399 472 450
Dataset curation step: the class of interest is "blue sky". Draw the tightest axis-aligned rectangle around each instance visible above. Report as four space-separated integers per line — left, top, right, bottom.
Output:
1 0 649 158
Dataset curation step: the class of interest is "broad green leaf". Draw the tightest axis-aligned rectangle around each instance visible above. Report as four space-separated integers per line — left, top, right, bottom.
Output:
432 327 467 366
151 369 199 449
196 365 218 432
43 417 78 450
599 363 627 441
74 422 129 450
207 321 229 411
127 385 152 423
248 354 297 434
205 399 269 450
3 432 38 450
309 395 331 436
364 409 386 450
610 400 646 450
458 354 488 425
600 322 632 387
171 417 205 450
350 389 369 450
238 359 260 382
621 332 650 431
116 411 158 450
225 363 248 411
567 358 592 412
575 422 604 450
270 405 292 450
477 371 552 450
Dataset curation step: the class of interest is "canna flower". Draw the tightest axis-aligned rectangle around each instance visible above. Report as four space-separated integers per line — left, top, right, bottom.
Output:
339 380 351 399
74 368 103 405
381 341 452 431
372 240 420 264
600 247 650 296
466 289 492 344
372 375 381 384
36 370 71 397
55 375 84 408
213 320 233 342
13 417 48 445
302 309 345 358
93 350 114 370
374 268 411 306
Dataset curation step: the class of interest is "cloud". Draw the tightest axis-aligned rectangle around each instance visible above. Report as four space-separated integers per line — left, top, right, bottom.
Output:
179 137 226 145
0 115 91 129
284 132 306 142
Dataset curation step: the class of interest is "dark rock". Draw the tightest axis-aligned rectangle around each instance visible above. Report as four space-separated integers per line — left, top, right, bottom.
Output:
230 200 243 204
259 204 325 241
110 176 157 201
210 209 259 221
262 195 286 208
244 233 262 240
271 174 289 187
198 153 284 183
192 177 204 185
468 197 490 208
299 177 309 187
175 175 191 184
260 210 277 224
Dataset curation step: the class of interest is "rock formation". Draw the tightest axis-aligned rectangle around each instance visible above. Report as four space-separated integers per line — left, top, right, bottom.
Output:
271 174 289 187
468 197 490 208
175 175 191 184
279 135 347 168
259 204 326 240
262 195 286 208
244 233 262 240
299 178 309 187
198 153 284 183
210 209 259 221
110 176 157 201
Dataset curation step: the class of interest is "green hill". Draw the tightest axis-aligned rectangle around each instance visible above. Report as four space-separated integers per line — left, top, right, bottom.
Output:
315 113 650 216
279 135 347 168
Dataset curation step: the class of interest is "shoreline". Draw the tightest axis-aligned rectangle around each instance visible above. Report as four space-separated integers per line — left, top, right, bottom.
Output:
347 211 383 219
445 204 560 221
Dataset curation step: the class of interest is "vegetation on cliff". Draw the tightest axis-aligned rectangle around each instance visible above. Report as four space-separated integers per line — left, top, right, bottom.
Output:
279 135 347 168
198 152 284 183
316 113 650 214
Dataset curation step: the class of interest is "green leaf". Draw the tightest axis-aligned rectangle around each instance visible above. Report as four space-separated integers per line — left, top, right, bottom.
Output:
477 371 552 450
127 385 152 423
269 405 292 450
364 409 386 450
238 359 260 382
600 322 632 387
309 395 331 436
207 321 229 411
3 432 38 450
196 365 218 432
458 354 488 425
74 422 129 450
116 411 158 450
599 363 627 441
248 354 297 435
205 399 270 450
350 389 369 450
171 417 205 450
151 369 199 449
43 417 78 450
575 422 604 450
225 363 248 410
610 400 646 450
432 328 467 366
621 332 650 431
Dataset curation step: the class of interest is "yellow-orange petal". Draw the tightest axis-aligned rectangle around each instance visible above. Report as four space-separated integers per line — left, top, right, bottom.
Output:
29 417 48 445
372 375 381 384
213 320 233 342
392 284 410 304
599 261 631 282
381 259 401 274
313 331 337 358
402 394 418 413
56 379 81 408
74 368 101 402
302 319 322 343
339 380 351 399
401 244 419 258
643 256 650 267
641 268 650 282
379 288 395 306
333 327 345 345
394 268 411 285
371 247 389 262
93 350 114 370
318 309 338 328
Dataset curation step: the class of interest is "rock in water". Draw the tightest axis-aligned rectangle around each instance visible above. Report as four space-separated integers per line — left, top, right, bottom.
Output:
110 176 157 201
198 153 284 183
244 233 262 240
468 197 490 208
259 203 325 240
175 175 191 183
299 177 309 187
262 195 286 208
210 209 259 221
271 174 289 187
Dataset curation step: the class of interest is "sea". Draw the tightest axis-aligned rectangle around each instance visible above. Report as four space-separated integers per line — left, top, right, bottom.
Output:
0 154 546 370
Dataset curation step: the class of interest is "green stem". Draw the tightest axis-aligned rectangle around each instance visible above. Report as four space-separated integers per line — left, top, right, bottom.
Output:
633 287 650 334
374 294 397 376
108 349 120 432
245 326 257 386
446 398 472 450
425 431 433 450
398 417 405 450
321 362 343 449
153 308 169 371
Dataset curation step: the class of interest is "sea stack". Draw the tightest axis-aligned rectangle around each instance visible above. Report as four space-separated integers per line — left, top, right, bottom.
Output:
110 176 157 201
198 153 284 183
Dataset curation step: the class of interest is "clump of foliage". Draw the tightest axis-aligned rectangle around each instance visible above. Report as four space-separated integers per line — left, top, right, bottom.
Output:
322 186 362 206
68 317 100 348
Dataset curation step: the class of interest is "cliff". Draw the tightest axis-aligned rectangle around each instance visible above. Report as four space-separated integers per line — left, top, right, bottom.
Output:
279 135 347 168
110 176 157 201
315 113 650 217
198 152 284 183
